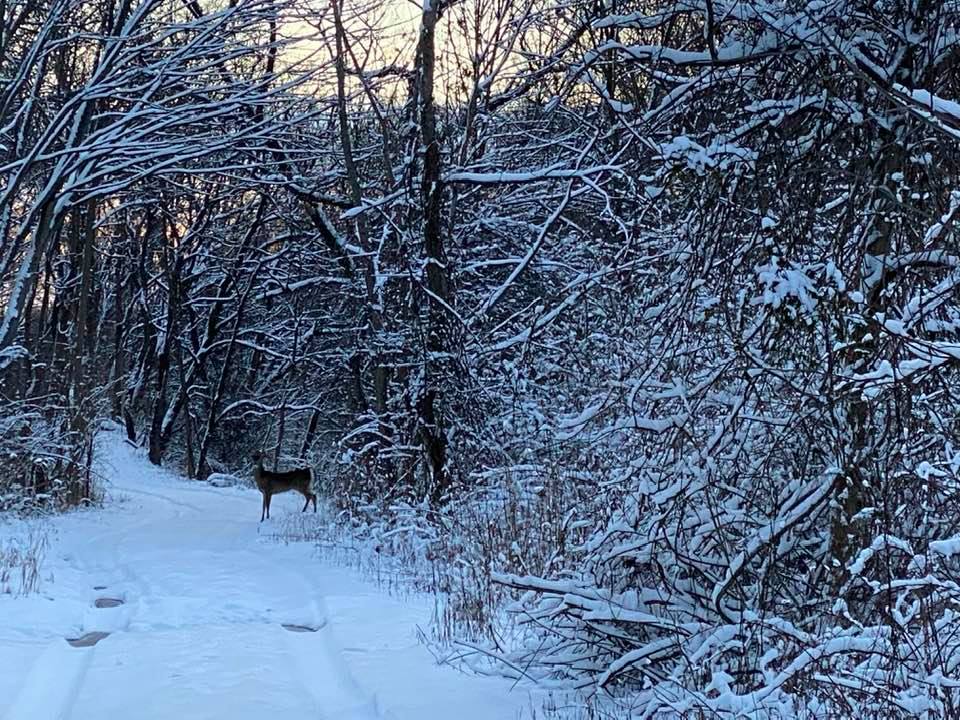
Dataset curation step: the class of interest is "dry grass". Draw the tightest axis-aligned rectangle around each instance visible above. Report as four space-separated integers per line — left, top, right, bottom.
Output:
0 524 49 596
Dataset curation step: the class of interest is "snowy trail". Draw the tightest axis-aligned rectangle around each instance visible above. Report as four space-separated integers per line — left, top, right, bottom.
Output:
0 432 530 720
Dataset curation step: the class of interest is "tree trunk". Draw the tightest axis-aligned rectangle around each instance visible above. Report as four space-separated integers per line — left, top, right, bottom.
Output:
415 0 450 501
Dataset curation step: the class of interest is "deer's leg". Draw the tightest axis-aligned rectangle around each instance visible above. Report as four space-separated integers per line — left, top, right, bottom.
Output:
265 491 272 520
301 493 310 513
260 493 267 522
311 493 317 513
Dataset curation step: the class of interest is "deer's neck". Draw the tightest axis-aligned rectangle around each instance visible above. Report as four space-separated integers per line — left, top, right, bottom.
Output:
254 461 267 488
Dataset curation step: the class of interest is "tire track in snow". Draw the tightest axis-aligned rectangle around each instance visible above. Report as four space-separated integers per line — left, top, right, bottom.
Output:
7 509 154 720
4 638 97 720
281 616 383 719
7 560 148 720
274 583 389 720
108 484 205 513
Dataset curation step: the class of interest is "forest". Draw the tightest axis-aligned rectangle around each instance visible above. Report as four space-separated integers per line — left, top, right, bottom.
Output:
2 0 960 717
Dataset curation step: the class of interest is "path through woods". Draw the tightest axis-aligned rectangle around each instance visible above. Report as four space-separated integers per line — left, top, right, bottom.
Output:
0 432 529 720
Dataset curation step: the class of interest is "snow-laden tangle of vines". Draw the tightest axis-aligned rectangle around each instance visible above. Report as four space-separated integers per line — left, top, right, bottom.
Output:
489 2 960 717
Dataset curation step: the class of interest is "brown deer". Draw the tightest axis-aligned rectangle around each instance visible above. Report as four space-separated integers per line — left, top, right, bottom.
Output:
252 451 317 522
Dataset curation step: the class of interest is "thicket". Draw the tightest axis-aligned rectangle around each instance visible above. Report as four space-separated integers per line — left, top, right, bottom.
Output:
3 0 960 716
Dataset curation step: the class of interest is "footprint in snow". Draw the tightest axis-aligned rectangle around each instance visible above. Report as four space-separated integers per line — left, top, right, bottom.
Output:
66 631 110 647
94 597 124 608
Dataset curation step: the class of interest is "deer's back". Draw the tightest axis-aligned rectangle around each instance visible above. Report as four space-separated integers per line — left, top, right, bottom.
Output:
255 466 311 494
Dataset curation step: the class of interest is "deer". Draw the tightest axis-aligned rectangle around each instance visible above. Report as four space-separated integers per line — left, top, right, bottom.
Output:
252 450 317 522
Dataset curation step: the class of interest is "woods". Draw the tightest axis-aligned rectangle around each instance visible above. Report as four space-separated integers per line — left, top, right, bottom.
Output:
3 0 960 716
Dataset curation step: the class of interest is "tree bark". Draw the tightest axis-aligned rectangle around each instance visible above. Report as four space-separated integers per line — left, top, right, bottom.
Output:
415 0 450 501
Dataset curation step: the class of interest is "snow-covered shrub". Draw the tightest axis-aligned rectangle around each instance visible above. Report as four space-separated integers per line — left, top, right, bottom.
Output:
0 394 98 512
206 473 250 489
286 458 604 645
464 1 960 717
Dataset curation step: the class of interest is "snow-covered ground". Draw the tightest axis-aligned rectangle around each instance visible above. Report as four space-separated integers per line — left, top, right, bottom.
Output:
0 431 533 719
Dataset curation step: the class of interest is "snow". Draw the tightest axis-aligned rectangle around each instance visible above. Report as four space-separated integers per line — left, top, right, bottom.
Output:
900 87 960 124
929 536 960 558
445 165 620 185
0 344 28 370
0 431 533 720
